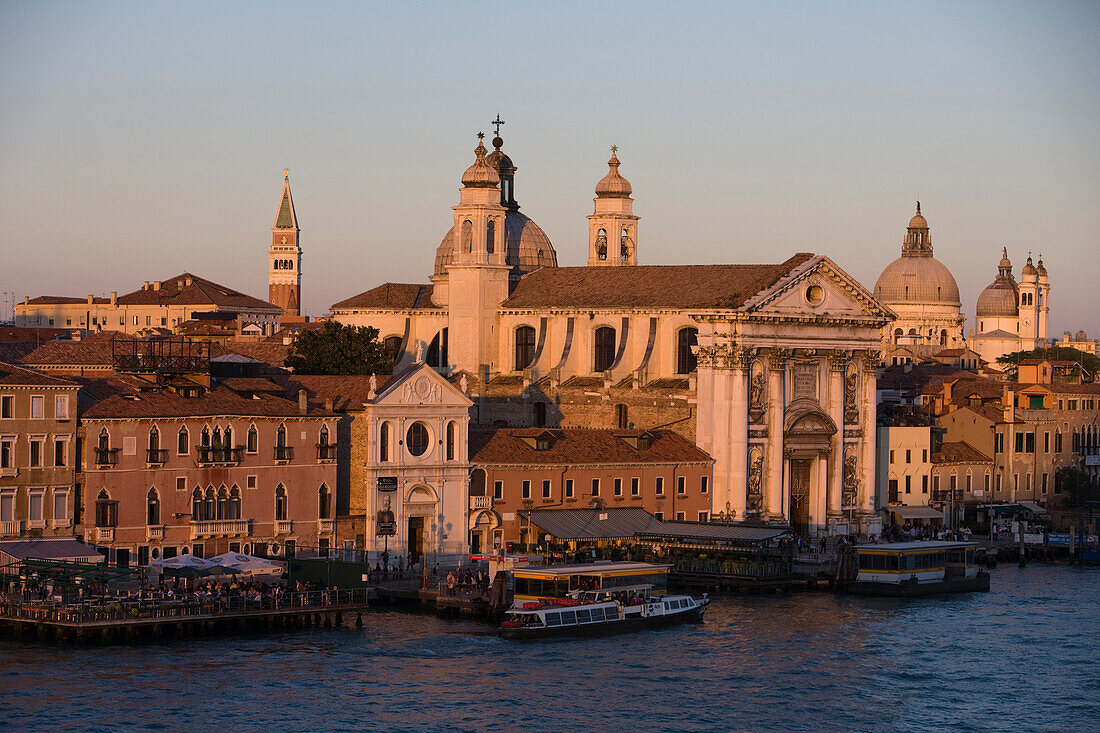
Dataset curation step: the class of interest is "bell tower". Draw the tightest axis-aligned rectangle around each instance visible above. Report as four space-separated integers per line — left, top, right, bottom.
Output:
269 170 302 317
587 147 639 267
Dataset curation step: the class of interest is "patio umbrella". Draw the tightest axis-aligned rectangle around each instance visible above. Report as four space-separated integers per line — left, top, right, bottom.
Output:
206 553 284 576
149 555 223 577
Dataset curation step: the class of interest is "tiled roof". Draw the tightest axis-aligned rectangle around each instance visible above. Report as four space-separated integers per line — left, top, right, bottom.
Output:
932 441 993 465
81 382 331 419
0 361 79 387
877 364 966 391
525 508 660 541
278 374 394 411
501 254 814 309
0 326 70 343
213 342 291 370
19 331 121 368
469 427 713 465
945 405 1003 423
1043 382 1100 395
217 377 284 393
330 283 439 311
114 273 278 311
949 378 1006 404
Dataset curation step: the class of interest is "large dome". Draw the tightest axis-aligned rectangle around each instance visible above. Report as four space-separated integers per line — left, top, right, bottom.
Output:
975 278 1019 318
874 255 961 306
434 209 557 280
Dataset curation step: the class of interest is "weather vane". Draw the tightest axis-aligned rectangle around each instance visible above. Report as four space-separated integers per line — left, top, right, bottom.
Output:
492 114 505 136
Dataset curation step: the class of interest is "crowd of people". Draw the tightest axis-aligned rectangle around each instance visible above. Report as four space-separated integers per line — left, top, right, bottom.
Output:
873 522 972 543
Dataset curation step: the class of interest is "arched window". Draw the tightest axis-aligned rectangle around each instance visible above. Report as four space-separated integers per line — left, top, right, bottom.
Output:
534 401 547 428
426 329 448 367
616 403 629 429
247 424 258 453
461 219 473 253
148 426 159 451
275 485 288 521
940 330 948 346
486 219 495 254
224 425 233 450
177 426 189 455
893 328 903 339
596 228 607 260
98 428 109 451
95 490 115 528
146 488 160 526
212 427 223 449
514 326 536 370
620 227 630 261
319 424 329 446
200 426 210 447
446 421 456 461
379 421 390 462
216 486 228 520
594 327 616 372
407 422 429 457
319 484 331 519
191 488 202 521
383 336 403 363
229 486 241 520
470 468 486 496
204 488 215 522
677 327 698 374
276 424 287 448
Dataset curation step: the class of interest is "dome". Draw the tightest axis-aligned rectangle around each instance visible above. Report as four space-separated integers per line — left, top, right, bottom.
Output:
907 201 928 229
976 278 1019 318
1021 256 1037 278
434 209 557 280
1036 258 1047 277
461 139 499 188
874 255 961 306
595 151 632 198
485 136 515 175
999 248 1012 270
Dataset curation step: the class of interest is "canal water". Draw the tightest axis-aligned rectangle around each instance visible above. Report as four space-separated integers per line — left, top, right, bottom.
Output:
1 564 1096 732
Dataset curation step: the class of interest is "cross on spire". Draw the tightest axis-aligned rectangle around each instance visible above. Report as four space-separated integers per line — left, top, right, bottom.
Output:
492 114 505 136
610 144 618 155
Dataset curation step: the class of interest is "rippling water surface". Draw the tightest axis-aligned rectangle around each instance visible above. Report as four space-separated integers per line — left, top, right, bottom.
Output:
1 565 1097 732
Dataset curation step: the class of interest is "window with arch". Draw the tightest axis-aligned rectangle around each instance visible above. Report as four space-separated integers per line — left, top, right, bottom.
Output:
200 426 210 448
426 329 448 368
379 421 391 462
191 488 203 521
319 484 332 519
97 428 110 452
940 330 948 346
407 422 429 457
615 403 629 429
148 426 160 451
470 468 486 496
275 485 288 521
319 424 329 446
224 425 233 449
514 325 536 370
383 335 403 363
247 424 258 453
177 426 189 455
229 486 241 519
677 327 698 374
596 228 608 260
534 401 547 428
204 488 215 521
486 219 495 254
212 426 223 449
461 219 473 253
620 227 630 261
594 327 616 372
446 421 456 461
894 328 903 339
216 486 229 520
276 424 287 448
95 490 116 528
146 488 160 526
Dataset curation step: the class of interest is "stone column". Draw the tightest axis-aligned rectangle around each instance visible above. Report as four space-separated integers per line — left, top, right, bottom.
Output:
764 349 788 519
815 449 830 535
710 346 732 517
859 350 879 532
729 348 751 519
827 350 849 522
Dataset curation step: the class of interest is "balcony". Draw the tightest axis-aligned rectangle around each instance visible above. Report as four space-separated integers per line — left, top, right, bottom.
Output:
95 527 115 543
1016 408 1054 422
470 496 493 510
146 448 169 465
146 524 165 541
316 444 338 461
317 518 335 534
275 519 293 535
94 448 120 467
189 519 251 539
1 520 23 536
195 446 244 465
1 467 18 478
50 518 72 529
273 446 294 463
27 519 47 530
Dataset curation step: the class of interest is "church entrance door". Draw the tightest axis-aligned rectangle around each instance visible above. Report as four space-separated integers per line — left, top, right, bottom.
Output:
407 516 424 565
790 459 811 536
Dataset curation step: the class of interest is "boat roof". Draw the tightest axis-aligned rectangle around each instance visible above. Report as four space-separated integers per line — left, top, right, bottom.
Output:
510 600 619 615
514 561 670 578
856 541 977 552
582 584 654 593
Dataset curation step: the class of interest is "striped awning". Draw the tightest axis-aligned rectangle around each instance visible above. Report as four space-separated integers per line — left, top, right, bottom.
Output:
887 505 944 520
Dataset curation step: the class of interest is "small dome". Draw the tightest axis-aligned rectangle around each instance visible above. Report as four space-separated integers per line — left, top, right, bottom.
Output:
908 201 927 229
999 248 1012 270
435 210 557 280
1036 258 1047 277
976 278 1019 318
1021 255 1037 278
595 151 632 198
874 255 961 306
485 136 515 175
461 139 500 188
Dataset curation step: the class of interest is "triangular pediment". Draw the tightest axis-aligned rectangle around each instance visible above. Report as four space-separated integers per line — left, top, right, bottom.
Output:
742 255 895 321
374 362 473 407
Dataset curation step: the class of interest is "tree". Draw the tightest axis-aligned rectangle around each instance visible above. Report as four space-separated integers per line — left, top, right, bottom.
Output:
1055 466 1099 507
996 346 1100 380
284 321 394 375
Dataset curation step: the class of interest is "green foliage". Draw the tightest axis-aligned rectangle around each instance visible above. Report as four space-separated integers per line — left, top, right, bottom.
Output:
995 347 1100 377
1055 466 1099 507
284 321 393 375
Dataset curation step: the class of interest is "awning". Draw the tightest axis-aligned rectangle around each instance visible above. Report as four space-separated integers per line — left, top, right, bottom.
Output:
1018 501 1047 515
525 508 660 541
635 522 788 545
887 505 944 520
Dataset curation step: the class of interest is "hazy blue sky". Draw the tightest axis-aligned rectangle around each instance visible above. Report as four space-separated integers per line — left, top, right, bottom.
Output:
2 1 1097 336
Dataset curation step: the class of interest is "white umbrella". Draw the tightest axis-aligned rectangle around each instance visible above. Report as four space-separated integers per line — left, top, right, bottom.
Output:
149 555 219 571
207 553 284 575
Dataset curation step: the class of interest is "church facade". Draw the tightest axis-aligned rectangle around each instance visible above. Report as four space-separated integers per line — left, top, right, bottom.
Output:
330 128 893 537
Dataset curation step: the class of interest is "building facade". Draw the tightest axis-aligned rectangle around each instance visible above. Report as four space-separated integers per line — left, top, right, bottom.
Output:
971 249 1051 365
269 170 303 318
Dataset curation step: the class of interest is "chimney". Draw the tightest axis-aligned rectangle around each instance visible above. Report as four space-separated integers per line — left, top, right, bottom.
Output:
22 296 28 305
185 276 193 286
110 291 117 306
298 389 308 415
143 281 150 291
153 281 161 292
324 398 334 412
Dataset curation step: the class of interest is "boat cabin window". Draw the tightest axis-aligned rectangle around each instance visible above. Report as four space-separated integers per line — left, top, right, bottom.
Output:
514 577 571 598
544 612 562 627
560 610 577 625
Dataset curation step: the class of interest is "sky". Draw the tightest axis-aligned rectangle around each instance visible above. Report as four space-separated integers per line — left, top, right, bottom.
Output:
1 1 1098 337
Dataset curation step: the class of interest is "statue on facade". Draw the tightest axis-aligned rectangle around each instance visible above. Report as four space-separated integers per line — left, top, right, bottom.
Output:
368 373 378 399
843 453 859 509
749 372 767 423
746 453 764 514
414 339 425 364
844 370 859 424
459 374 468 394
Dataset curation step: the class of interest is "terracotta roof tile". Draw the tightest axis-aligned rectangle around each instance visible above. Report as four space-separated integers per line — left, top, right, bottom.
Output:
81 382 330 419
501 254 814 309
330 283 439 311
0 361 80 387
932 441 993 465
470 427 713 465
277 374 394 411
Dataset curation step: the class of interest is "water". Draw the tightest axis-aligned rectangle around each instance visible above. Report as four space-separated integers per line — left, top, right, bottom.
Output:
1 565 1097 732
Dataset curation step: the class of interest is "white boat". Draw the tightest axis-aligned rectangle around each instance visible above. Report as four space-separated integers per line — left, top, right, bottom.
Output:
499 586 709 639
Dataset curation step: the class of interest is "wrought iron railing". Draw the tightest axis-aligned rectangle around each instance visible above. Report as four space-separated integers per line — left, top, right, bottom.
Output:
195 446 243 465
94 448 119 466
146 448 169 464
316 444 337 460
273 446 294 462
